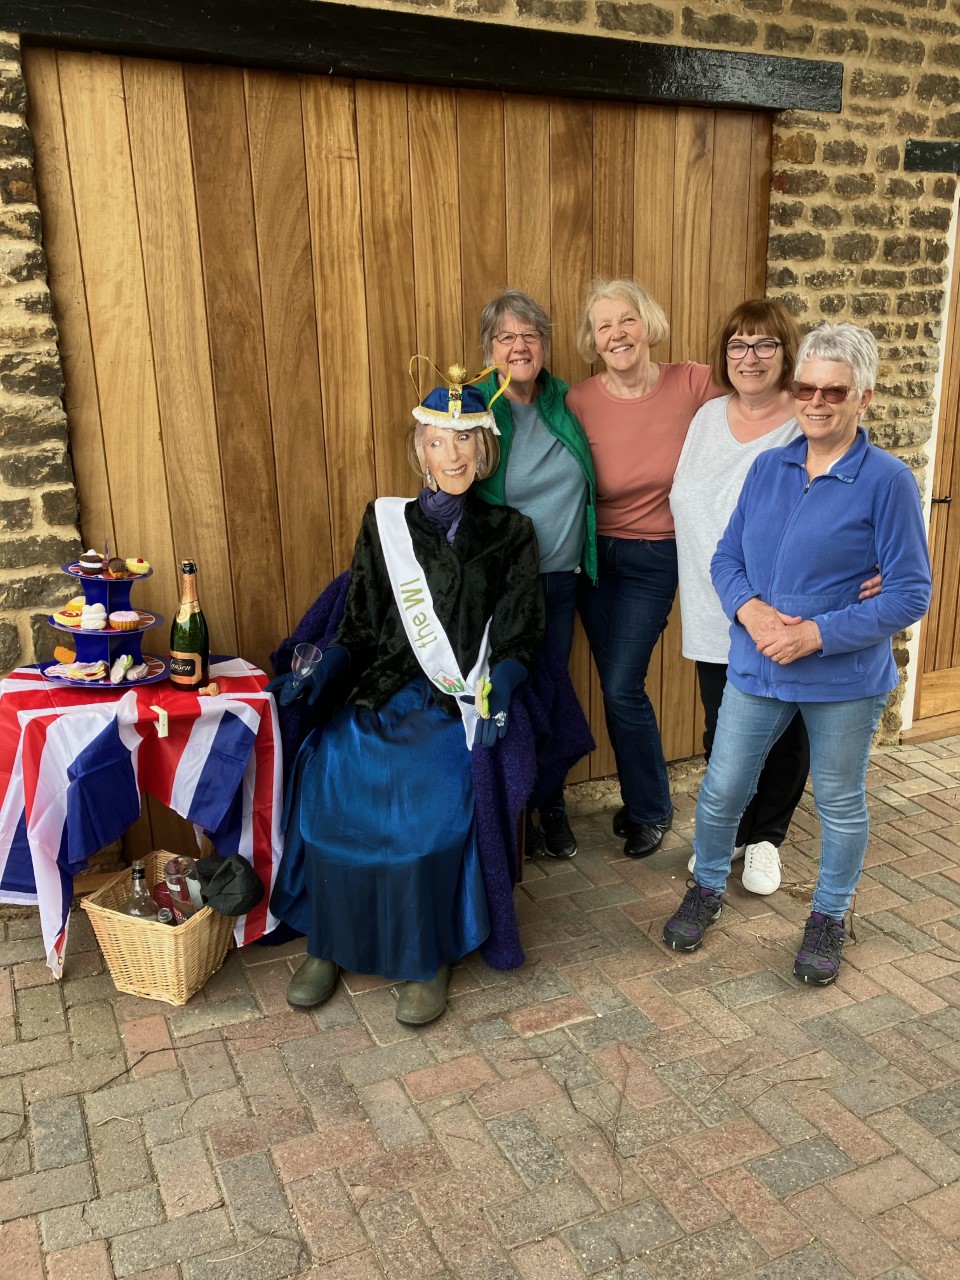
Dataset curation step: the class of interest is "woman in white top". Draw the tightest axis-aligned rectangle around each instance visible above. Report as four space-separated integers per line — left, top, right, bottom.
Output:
671 299 879 897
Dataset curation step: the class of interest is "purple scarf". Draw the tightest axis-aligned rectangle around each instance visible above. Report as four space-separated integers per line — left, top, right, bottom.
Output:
418 486 465 544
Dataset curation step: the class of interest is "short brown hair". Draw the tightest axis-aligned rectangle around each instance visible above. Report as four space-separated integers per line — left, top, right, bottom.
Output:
712 298 800 392
576 277 669 363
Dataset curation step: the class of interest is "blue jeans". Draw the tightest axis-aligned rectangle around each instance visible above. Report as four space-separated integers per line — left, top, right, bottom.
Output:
578 536 677 825
539 570 579 813
693 684 887 918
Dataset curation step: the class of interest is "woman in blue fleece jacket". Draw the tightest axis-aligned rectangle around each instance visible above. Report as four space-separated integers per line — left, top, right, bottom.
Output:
662 323 932 986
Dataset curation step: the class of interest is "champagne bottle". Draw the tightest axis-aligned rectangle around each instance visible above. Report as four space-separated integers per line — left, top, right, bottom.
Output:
121 859 159 919
169 559 209 691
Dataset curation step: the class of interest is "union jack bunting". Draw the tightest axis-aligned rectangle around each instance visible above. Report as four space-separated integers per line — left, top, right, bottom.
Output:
0 658 283 974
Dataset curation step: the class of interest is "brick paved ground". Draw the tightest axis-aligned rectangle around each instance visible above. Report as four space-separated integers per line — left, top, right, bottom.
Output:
1 735 960 1279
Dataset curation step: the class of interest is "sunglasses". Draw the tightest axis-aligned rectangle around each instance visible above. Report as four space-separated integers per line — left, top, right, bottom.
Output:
790 381 853 404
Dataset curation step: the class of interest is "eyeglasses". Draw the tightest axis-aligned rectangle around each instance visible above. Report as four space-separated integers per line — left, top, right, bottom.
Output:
726 339 781 359
790 381 853 404
494 331 542 346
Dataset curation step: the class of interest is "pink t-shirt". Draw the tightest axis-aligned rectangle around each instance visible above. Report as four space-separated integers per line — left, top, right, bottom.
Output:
567 362 721 539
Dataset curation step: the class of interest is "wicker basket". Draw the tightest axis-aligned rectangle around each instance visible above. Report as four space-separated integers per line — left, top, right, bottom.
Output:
81 849 234 1005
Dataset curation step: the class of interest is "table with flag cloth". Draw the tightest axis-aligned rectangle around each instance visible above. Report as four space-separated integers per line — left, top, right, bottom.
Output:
0 657 283 975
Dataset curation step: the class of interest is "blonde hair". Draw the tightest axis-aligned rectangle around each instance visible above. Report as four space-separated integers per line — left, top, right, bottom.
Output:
577 277 669 363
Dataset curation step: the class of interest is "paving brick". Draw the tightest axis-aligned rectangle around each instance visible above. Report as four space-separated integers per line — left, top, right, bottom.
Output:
87 1115 154 1196
870 1106 960 1184
220 1010 319 1054
556 961 631 1017
483 1173 599 1250
22 1049 129 1104
829 1152 938 1216
671 1118 779 1176
912 1180 960 1240
486 1112 570 1188
901 1080 960 1135
359 1078 430 1152
705 1165 808 1258
676 988 754 1043
554 1126 649 1211
46 1238 114 1280
865 1026 957 1090
654 1059 742 1126
110 1210 234 1278
151 1132 222 1218
29 1093 88 1168
168 995 261 1040
208 1106 312 1161
0 1161 96 1223
745 1089 818 1147
217 1148 299 1246
712 972 794 1009
119 1015 176 1079
747 1240 863 1279
612 1095 704 1155
788 1184 899 1278
801 1012 888 1073
0 1030 70 1078
790 1092 895 1164
401 1053 498 1101
141 1087 247 1148
358 1189 445 1278
565 1006 657 1052
874 1205 960 1280
85 1070 188 1123
747 1136 855 1198
829 1065 925 1118
15 981 66 1039
122 1268 181 1280
471 1066 564 1119
289 1170 368 1263
561 1196 681 1271
229 1042 301 1116
0 1216 43 1280
645 1218 767 1280
511 1235 585 1280
503 990 599 1036
82 1187 166 1242
273 1122 382 1182
633 1146 727 1233
341 1139 451 1208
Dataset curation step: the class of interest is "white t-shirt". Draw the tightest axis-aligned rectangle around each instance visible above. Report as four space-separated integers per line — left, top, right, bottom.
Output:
670 395 800 663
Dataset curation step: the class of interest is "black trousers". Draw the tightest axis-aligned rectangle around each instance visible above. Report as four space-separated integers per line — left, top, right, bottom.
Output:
696 661 810 849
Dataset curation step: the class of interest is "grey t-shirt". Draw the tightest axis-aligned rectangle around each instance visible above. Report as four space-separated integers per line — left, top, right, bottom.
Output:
670 394 800 663
503 401 587 574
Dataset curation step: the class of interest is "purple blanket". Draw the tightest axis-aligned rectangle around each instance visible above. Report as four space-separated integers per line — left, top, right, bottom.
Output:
271 574 594 969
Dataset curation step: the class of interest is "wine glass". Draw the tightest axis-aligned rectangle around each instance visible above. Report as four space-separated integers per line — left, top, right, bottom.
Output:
290 643 323 693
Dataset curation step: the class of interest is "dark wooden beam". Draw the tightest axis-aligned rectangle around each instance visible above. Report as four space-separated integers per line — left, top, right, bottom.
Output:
905 139 960 174
0 0 842 112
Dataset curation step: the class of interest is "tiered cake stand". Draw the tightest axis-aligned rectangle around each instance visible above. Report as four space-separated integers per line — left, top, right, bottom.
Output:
40 562 169 689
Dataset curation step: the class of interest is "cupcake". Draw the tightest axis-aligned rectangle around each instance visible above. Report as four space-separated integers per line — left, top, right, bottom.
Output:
125 557 150 576
80 603 107 631
78 549 105 575
108 610 139 631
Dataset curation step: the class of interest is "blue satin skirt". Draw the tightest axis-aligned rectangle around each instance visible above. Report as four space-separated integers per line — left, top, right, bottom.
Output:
272 677 490 981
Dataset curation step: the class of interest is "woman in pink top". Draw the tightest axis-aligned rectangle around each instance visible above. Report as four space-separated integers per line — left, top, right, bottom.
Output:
567 277 722 859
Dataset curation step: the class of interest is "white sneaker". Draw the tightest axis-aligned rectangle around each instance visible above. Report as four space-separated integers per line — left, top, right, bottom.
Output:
687 845 745 874
740 841 782 895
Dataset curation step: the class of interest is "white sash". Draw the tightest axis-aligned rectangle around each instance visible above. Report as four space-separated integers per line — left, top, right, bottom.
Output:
374 498 491 750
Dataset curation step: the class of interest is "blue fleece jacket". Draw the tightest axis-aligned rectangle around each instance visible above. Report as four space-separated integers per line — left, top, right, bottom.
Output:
711 427 931 702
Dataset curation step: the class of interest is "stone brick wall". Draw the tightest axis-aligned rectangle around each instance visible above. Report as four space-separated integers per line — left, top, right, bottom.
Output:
5 3 959 736
0 31 80 674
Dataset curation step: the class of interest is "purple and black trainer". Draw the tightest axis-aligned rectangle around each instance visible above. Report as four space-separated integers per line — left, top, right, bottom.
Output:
793 911 845 985
662 881 723 953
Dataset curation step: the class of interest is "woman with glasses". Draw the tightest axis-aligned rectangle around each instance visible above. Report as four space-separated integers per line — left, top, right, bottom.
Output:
662 323 931 987
474 290 597 862
567 278 722 859
672 299 873 897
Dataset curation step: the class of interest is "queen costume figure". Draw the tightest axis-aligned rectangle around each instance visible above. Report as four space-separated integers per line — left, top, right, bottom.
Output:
268 364 551 1026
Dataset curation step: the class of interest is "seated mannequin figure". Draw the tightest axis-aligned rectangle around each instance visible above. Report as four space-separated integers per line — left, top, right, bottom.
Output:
268 364 545 1026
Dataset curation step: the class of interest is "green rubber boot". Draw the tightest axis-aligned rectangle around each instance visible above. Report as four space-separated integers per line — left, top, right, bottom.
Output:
395 964 451 1026
287 956 339 1009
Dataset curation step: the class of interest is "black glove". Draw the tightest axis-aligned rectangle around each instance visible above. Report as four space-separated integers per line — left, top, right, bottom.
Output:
267 645 350 708
459 659 528 748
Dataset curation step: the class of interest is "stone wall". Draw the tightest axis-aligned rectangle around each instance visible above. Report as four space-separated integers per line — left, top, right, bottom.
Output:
4 2 959 735
0 31 80 674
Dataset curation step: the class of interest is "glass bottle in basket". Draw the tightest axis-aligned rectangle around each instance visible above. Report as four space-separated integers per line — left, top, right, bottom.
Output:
121 859 159 919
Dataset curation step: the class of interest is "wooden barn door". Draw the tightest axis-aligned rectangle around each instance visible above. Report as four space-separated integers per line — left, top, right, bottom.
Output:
914 249 960 729
24 48 771 792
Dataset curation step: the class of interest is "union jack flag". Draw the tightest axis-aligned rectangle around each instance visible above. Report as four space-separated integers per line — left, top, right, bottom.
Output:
0 658 283 975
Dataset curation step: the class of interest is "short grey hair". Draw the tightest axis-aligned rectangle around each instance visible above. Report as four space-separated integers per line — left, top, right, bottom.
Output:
794 322 879 395
479 289 552 364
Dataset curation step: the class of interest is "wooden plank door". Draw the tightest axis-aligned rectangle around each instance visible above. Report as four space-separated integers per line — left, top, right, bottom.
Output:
915 247 960 722
25 48 771 791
